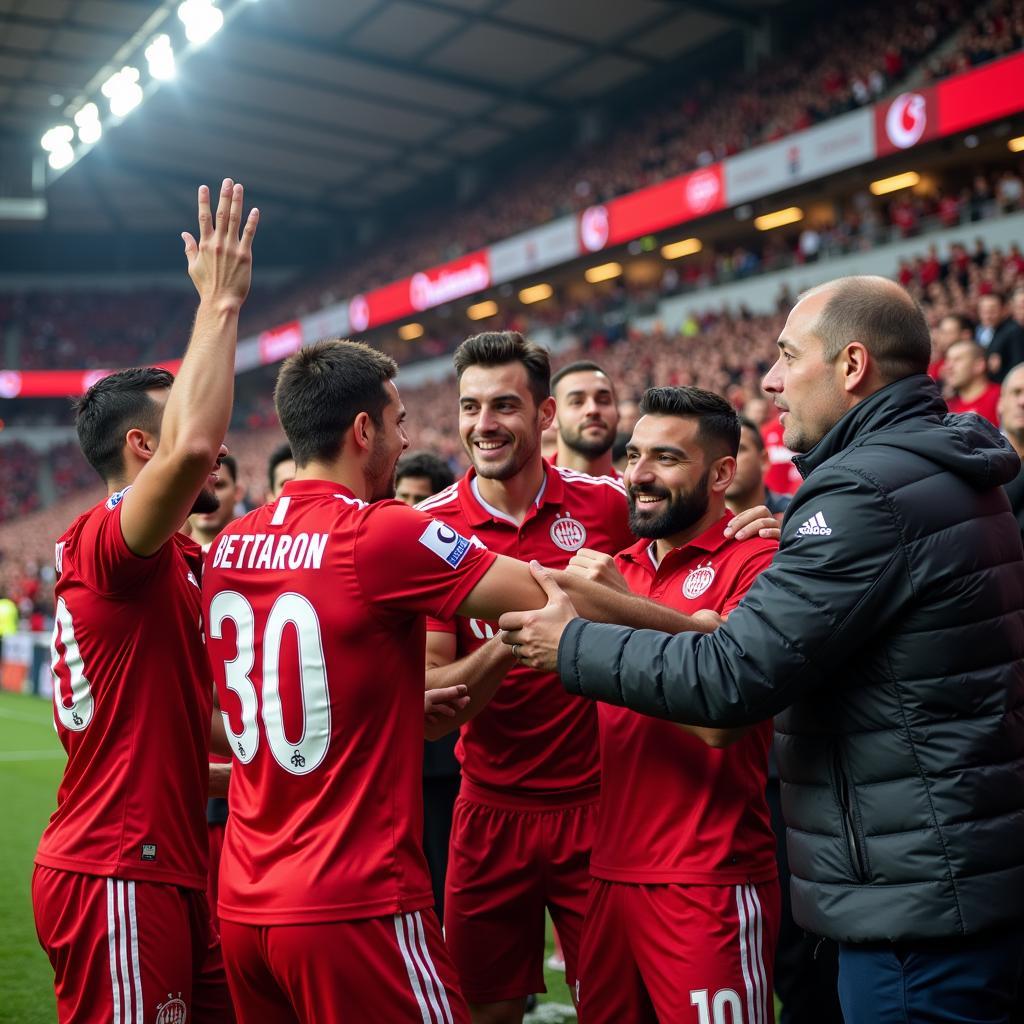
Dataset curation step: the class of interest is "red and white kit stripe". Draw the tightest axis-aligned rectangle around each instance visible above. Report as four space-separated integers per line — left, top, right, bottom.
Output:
106 878 144 1024
735 882 770 1024
393 911 456 1024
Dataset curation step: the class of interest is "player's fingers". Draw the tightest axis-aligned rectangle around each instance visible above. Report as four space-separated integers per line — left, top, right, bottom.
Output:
227 182 244 240
181 232 198 262
529 559 569 602
239 206 259 252
214 177 233 238
196 185 213 242
730 517 778 540
497 612 526 633
724 504 773 537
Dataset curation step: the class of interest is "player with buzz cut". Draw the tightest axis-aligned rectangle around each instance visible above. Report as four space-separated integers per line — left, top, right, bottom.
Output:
560 386 779 1024
202 339 560 1024
34 178 258 1024
416 332 780 1023
550 359 621 478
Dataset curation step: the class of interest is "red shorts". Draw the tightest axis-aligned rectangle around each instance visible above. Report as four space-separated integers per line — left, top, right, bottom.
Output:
207 821 226 931
32 864 233 1024
221 909 467 1024
444 789 596 1004
578 878 780 1024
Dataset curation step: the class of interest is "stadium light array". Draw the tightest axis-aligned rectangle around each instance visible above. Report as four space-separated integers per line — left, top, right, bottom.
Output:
870 171 920 196
39 0 251 183
74 103 102 144
753 207 803 231
41 125 75 169
178 0 224 44
1009 136 1024 153
519 283 553 304
661 238 702 260
101 67 144 117
467 300 499 321
398 323 424 341
145 34 177 80
585 262 623 284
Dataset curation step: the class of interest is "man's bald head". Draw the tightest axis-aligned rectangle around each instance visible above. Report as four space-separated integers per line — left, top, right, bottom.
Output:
798 276 931 382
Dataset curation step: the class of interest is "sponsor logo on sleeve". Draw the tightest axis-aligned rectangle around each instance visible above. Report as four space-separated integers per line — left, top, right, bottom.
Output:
796 511 832 536
419 521 471 568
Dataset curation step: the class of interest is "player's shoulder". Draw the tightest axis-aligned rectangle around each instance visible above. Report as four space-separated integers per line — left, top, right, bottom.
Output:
414 480 464 520
553 465 627 498
723 529 779 566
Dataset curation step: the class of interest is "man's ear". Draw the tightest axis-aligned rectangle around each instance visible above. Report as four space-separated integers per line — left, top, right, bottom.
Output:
124 427 157 464
352 410 374 454
841 341 871 393
538 395 556 431
710 454 737 494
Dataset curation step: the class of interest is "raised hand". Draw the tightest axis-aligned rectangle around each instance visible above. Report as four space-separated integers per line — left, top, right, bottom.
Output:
182 178 258 312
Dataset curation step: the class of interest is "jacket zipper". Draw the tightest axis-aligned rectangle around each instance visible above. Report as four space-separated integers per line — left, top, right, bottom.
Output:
834 750 868 882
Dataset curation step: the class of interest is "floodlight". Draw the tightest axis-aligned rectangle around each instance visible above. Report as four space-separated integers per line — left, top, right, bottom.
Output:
74 103 102 145
145 35 177 81
178 0 224 45
101 66 143 117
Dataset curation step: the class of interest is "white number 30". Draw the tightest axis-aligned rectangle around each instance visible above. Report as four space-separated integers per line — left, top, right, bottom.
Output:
208 590 331 776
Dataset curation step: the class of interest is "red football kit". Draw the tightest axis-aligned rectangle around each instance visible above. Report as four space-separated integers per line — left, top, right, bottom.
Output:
761 418 801 495
947 382 1001 427
577 514 780 1024
202 479 496 1023
34 489 232 1024
421 463 632 1003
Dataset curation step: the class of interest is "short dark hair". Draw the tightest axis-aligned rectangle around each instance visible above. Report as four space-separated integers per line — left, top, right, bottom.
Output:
453 331 550 406
550 360 613 395
274 340 398 467
73 367 174 482
737 415 765 451
947 338 988 362
639 386 740 459
267 442 293 491
218 454 238 484
807 277 931 381
979 291 1004 305
396 450 455 495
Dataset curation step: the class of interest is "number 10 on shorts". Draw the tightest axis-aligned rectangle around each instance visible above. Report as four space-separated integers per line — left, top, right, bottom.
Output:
690 988 744 1024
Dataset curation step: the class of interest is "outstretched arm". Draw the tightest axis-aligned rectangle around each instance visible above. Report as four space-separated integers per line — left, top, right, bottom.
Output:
120 179 258 556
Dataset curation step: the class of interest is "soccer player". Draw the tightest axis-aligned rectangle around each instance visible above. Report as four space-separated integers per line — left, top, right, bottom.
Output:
266 442 295 501
417 332 633 1022
189 452 246 934
202 339 562 1023
562 387 780 1024
35 178 257 1024
550 360 620 478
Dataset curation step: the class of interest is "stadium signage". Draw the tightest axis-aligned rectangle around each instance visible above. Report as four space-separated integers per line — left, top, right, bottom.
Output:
16 53 1024 397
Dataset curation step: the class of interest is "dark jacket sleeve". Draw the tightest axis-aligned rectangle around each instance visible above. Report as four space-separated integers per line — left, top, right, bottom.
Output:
559 465 915 727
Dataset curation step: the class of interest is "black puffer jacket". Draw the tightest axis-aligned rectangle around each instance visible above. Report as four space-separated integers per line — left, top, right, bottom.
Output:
559 375 1024 942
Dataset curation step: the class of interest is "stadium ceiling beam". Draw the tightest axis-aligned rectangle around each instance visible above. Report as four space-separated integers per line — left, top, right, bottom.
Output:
111 159 355 224
668 0 761 28
0 12 124 42
234 23 561 113
403 0 660 66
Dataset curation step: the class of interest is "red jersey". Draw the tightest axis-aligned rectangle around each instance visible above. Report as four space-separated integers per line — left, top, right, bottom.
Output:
591 514 778 885
202 479 495 925
422 463 633 801
760 419 801 495
948 383 1001 427
37 490 211 889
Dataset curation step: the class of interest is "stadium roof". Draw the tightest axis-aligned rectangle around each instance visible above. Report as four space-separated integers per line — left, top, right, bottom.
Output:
0 0 787 239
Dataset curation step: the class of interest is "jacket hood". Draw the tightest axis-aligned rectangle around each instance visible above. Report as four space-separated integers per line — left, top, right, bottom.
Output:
794 374 1021 489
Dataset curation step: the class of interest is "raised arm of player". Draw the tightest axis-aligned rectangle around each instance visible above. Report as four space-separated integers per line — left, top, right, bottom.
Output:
119 179 259 556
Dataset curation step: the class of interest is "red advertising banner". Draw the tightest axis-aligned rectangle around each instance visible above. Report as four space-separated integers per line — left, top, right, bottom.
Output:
0 362 182 399
258 320 303 364
580 165 725 253
350 250 492 332
874 87 940 157
937 51 1024 135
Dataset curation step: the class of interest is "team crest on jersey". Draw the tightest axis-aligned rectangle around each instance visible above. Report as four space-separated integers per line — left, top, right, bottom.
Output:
419 520 471 567
155 993 187 1024
550 514 587 552
682 560 716 599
